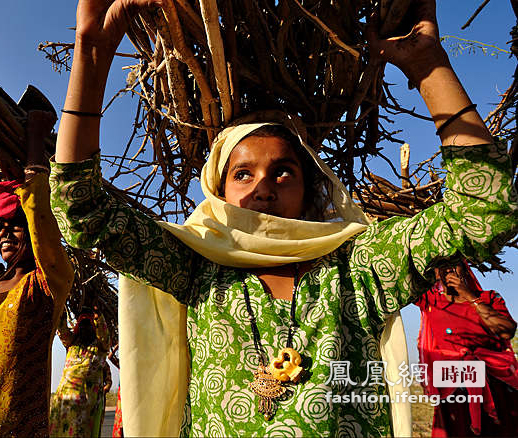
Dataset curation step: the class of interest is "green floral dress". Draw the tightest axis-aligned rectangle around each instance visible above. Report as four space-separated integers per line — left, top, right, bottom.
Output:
49 142 518 437
49 313 111 437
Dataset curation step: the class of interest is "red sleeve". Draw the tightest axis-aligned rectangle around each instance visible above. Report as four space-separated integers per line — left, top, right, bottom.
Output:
414 289 433 311
483 290 516 323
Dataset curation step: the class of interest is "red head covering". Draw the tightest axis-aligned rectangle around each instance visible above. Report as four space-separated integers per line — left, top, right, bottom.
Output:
73 313 95 334
0 180 22 220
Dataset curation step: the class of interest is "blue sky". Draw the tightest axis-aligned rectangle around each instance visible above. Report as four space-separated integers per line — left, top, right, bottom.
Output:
1 1 516 391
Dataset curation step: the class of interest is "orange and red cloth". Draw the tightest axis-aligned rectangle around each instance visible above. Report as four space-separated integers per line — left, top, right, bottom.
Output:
0 180 22 219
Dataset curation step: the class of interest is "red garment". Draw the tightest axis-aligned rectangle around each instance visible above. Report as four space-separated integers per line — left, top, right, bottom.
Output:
416 278 518 437
0 180 22 219
113 385 123 437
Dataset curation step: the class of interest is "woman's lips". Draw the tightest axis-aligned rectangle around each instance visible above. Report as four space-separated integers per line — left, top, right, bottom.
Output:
0 241 17 250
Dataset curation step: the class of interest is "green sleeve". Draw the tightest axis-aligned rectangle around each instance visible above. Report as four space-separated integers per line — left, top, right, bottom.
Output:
49 154 196 304
348 141 518 320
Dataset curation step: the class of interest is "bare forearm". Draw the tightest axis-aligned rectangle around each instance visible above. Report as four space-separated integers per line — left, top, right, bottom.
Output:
57 0 162 162
471 300 517 340
411 50 493 146
463 289 517 339
56 41 114 163
368 0 493 147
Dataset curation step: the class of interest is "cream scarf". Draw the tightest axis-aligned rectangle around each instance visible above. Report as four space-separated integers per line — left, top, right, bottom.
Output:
119 123 411 436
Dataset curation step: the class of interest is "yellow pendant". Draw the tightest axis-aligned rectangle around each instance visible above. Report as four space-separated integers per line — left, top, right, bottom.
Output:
269 347 304 383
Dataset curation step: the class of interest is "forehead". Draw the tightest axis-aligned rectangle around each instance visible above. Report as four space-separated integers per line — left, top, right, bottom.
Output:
228 135 301 165
0 210 27 229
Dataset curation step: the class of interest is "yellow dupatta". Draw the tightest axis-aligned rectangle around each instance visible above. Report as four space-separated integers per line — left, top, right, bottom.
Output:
119 122 411 436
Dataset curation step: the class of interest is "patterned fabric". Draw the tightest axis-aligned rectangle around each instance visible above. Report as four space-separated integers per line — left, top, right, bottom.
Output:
113 386 123 438
49 313 111 438
0 174 74 438
49 141 518 437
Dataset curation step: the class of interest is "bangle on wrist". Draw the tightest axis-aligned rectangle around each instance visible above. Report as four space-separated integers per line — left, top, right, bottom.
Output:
468 297 482 306
24 164 50 174
435 103 477 136
61 109 103 118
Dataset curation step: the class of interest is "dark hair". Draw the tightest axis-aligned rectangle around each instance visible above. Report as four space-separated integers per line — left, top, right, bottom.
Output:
218 125 327 219
77 318 96 347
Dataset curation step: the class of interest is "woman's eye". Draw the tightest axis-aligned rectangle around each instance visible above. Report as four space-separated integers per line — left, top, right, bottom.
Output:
275 168 293 178
234 170 251 181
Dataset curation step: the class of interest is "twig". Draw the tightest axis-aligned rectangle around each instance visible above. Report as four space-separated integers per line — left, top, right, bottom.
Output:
461 0 491 30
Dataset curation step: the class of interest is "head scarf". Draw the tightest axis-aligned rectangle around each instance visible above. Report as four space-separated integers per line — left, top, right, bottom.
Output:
158 122 370 268
119 122 411 437
0 180 22 220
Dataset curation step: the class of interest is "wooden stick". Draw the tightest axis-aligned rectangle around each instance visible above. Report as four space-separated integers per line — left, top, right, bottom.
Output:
220 0 241 118
366 171 403 193
380 0 391 21
346 62 380 148
159 1 217 141
198 0 232 124
175 0 206 42
400 143 410 189
461 0 491 30
291 0 359 59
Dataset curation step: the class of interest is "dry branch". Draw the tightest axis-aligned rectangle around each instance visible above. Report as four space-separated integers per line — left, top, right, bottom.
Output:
37 1 516 272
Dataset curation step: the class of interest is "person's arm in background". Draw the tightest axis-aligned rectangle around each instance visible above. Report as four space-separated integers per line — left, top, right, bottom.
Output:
17 110 75 325
56 310 75 349
108 343 120 369
93 307 111 352
103 362 113 393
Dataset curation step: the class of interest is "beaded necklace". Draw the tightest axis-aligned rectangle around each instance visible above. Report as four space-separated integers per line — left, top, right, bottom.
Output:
241 263 306 419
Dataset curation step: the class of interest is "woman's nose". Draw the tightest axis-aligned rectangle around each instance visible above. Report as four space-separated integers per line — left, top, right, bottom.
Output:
252 177 276 201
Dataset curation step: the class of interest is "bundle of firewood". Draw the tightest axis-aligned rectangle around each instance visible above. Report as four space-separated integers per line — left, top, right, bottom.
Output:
0 86 56 179
354 143 444 220
108 0 416 215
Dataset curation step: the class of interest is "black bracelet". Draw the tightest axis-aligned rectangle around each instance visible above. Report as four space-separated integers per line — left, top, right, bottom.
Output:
435 103 477 136
61 109 103 118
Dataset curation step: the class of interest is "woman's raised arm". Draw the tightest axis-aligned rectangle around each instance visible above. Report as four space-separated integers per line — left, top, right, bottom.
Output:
56 0 162 163
368 0 493 146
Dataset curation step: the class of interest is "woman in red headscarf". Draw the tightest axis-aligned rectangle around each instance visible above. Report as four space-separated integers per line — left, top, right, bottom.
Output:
0 111 74 437
416 261 518 437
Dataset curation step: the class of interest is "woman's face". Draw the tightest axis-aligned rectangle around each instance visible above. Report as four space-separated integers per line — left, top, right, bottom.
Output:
0 218 26 264
435 264 464 289
223 136 306 219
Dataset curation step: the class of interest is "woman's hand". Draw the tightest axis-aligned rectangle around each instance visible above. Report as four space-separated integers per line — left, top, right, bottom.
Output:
368 0 448 86
443 269 477 301
368 0 492 145
75 0 162 53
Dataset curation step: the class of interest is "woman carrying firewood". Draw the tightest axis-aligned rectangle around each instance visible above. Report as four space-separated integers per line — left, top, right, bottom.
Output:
0 110 74 437
50 306 111 438
49 0 518 436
